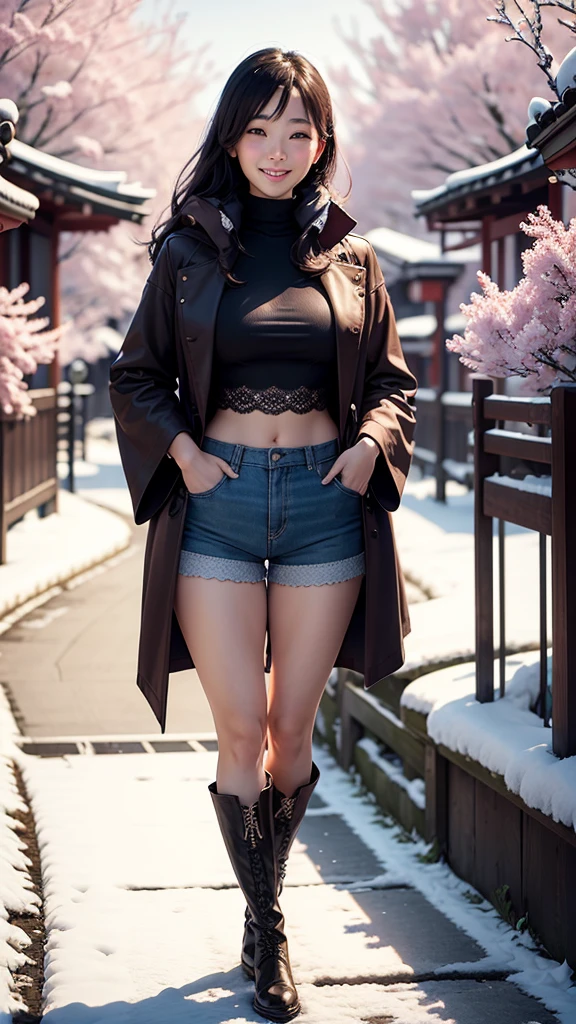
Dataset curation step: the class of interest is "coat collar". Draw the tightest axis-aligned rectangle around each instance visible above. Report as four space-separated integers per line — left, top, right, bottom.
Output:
180 182 357 271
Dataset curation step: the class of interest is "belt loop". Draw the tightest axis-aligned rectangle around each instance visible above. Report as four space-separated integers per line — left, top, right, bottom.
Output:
230 444 244 473
304 445 316 471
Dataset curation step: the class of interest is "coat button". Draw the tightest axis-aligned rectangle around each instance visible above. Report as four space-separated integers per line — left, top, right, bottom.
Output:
357 289 365 298
371 529 378 538
353 271 362 282
351 325 360 334
182 275 188 281
180 298 185 303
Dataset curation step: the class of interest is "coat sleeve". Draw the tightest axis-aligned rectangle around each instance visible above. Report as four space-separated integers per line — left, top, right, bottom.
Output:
109 238 192 525
356 242 418 512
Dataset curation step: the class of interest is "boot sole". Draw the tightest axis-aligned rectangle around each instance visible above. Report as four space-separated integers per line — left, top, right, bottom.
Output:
253 996 301 1022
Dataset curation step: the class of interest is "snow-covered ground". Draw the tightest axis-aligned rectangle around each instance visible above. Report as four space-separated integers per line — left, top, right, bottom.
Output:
0 489 131 620
0 738 567 1023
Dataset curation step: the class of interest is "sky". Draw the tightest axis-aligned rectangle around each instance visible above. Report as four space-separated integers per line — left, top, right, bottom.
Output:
139 0 381 142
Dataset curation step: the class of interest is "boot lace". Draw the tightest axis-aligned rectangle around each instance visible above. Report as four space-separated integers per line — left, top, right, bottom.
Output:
241 803 263 847
274 796 297 892
274 795 297 824
258 927 289 963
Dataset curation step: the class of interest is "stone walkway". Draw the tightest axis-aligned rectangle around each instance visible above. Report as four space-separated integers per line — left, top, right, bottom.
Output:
10 738 563 1023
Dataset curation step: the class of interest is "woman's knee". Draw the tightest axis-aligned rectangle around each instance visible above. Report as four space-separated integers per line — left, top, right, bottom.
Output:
267 712 312 758
217 716 267 767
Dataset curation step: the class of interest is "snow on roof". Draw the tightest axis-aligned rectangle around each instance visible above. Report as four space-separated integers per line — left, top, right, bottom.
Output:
0 172 39 218
397 312 467 339
7 139 154 204
365 225 481 272
412 144 544 214
365 227 445 265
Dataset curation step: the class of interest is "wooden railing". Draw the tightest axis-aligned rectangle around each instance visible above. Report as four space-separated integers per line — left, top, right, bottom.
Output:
0 388 58 563
474 376 576 758
412 387 474 500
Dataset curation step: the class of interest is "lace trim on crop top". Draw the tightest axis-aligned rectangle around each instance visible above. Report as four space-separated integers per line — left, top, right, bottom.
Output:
216 384 328 415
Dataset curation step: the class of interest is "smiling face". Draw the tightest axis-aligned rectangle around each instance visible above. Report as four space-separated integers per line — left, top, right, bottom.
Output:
228 86 327 200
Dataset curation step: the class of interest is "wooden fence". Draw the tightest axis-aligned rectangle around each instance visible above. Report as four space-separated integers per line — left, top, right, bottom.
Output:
473 376 575 757
316 376 576 966
0 388 58 563
412 387 473 500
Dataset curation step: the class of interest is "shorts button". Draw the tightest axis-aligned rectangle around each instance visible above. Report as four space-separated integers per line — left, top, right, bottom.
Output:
271 452 281 461
371 529 378 538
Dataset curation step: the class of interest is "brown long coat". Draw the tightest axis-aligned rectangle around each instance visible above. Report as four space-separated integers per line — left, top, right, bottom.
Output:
109 185 418 731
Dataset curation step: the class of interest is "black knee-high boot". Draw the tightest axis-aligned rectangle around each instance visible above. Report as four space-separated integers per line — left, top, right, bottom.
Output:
208 772 301 1022
241 763 320 978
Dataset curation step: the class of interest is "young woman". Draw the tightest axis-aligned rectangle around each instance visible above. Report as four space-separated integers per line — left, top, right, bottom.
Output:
110 48 417 1023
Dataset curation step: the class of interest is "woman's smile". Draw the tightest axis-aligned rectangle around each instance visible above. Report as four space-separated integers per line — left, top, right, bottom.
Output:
260 168 291 180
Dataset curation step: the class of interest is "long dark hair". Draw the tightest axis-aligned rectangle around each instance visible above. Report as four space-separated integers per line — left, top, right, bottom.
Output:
147 47 349 274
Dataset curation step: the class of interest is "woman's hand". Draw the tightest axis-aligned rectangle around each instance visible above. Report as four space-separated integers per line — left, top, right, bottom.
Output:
321 436 379 496
181 449 238 494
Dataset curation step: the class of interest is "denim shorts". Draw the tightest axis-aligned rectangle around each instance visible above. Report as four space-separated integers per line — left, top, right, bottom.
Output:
179 436 365 586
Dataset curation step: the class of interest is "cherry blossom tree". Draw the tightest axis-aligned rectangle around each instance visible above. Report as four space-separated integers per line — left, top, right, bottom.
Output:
0 0 213 364
0 283 65 415
447 205 576 391
333 0 572 232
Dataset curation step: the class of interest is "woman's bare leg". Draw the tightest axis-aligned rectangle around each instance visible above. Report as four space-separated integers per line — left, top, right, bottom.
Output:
174 575 268 806
265 575 363 796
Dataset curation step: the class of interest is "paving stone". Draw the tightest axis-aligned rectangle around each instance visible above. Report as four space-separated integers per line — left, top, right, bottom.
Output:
297 813 388 883
284 885 485 983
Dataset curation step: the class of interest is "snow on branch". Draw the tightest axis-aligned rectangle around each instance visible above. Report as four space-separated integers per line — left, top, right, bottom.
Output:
488 1 560 94
0 283 66 417
447 205 576 392
489 1 576 94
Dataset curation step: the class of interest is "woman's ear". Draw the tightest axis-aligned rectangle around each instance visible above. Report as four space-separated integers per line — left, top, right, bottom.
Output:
228 146 237 159
314 138 326 163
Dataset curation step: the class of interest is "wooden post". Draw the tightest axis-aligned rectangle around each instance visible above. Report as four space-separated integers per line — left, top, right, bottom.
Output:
473 377 499 702
551 384 576 757
425 742 448 852
339 683 364 771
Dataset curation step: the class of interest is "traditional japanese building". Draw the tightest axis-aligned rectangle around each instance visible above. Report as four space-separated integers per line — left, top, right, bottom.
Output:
0 133 154 385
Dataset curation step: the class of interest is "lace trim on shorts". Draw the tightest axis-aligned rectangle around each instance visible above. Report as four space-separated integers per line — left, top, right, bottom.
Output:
179 550 266 583
268 551 365 587
216 384 328 415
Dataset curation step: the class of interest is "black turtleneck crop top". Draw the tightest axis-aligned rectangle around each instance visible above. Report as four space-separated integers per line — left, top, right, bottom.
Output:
210 191 338 419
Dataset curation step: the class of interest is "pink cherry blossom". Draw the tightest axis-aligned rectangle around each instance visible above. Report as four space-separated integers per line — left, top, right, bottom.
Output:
447 205 576 392
0 283 66 417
